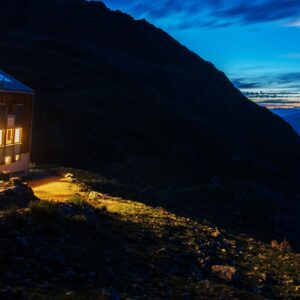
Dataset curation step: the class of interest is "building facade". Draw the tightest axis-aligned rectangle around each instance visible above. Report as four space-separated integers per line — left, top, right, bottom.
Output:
0 70 34 177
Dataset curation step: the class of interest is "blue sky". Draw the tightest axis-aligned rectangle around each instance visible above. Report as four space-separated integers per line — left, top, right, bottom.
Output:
102 0 300 93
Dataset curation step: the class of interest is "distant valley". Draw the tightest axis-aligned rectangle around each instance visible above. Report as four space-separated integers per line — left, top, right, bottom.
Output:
272 108 300 135
243 91 300 135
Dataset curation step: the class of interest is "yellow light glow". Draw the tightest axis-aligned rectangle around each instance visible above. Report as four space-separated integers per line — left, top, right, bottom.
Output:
14 128 22 143
4 156 11 165
0 130 4 146
6 129 13 145
15 154 20 161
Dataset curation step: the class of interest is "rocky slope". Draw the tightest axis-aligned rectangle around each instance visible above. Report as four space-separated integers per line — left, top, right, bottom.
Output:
0 169 299 299
0 0 300 247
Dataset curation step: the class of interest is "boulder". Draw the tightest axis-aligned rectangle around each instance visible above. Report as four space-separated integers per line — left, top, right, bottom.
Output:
211 265 237 282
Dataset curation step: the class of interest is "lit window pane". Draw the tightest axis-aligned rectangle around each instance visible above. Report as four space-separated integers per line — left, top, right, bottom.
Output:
6 129 13 145
15 128 22 143
15 154 20 161
0 130 3 145
5 156 11 164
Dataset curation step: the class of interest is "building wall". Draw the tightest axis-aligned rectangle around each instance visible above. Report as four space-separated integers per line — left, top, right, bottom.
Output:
0 153 30 176
0 91 33 176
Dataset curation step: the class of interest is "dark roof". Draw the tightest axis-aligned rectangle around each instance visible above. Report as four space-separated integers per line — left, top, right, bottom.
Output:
0 69 33 94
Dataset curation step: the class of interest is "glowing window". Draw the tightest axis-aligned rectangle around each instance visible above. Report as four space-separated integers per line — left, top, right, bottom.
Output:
6 129 13 145
14 128 22 143
15 154 20 161
4 156 11 165
0 130 4 146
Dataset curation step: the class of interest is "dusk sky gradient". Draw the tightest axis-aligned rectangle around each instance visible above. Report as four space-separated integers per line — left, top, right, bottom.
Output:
102 0 300 93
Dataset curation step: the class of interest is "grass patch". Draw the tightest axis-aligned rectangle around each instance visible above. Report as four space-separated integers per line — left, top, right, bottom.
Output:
4 204 18 215
71 214 87 223
29 201 59 220
70 194 87 207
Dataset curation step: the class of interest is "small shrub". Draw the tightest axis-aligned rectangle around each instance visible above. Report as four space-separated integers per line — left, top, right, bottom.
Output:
4 204 18 215
29 201 58 220
70 194 86 207
71 214 87 223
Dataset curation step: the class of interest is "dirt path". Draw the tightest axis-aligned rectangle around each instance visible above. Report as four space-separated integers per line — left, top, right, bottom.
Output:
27 170 82 201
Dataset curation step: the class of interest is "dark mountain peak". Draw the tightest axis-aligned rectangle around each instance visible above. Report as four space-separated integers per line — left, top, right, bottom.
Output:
0 0 299 175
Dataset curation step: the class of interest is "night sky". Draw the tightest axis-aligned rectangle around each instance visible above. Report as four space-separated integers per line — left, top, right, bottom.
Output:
102 0 300 100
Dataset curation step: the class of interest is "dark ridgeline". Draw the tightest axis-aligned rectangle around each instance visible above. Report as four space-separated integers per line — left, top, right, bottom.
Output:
0 0 299 244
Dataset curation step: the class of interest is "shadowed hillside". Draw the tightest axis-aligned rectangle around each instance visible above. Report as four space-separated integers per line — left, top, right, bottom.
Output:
0 168 299 299
0 0 300 246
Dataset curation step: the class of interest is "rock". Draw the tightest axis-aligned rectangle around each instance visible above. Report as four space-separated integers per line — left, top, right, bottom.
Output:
47 252 65 267
64 271 76 278
261 272 267 282
101 287 121 300
65 291 76 298
271 240 280 249
2 286 14 295
89 191 100 201
189 266 204 281
1 272 21 285
279 239 293 251
156 248 167 255
64 173 74 179
10 177 23 186
80 186 90 192
0 286 25 299
12 186 24 196
224 239 237 246
211 229 221 238
211 265 237 282
25 187 34 196
22 278 32 286
15 256 25 262
87 271 97 277
16 236 29 247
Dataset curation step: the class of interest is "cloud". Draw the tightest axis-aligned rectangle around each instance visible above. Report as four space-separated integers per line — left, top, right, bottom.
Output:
104 0 300 29
232 79 264 89
232 72 300 90
285 19 300 27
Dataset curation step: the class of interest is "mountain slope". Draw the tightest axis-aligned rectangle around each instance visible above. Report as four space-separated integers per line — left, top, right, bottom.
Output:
0 0 300 245
0 0 299 172
1 168 300 299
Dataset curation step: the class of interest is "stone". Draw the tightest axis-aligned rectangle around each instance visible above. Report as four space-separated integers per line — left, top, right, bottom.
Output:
279 239 293 251
271 240 279 249
16 237 29 247
64 271 76 278
64 173 74 179
211 265 237 282
224 239 237 246
1 286 16 298
211 229 221 238
10 177 23 186
89 191 100 201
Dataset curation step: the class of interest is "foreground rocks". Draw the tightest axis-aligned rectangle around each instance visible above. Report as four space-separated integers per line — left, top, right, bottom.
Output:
0 178 34 210
0 171 299 299
211 265 238 282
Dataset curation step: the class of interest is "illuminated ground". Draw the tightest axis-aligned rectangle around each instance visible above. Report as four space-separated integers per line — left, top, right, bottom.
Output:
27 170 83 201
